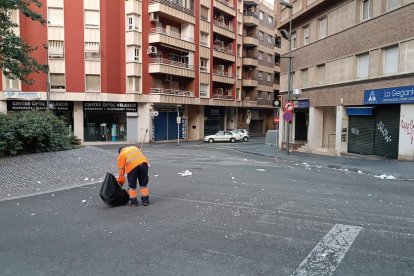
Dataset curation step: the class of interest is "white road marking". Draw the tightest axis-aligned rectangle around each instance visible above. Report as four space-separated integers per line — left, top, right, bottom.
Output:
291 224 362 276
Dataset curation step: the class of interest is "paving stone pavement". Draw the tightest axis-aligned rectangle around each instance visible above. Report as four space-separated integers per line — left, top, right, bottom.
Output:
0 147 117 200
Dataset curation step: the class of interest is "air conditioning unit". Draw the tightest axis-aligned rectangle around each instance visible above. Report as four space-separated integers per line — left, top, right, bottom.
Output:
147 46 157 55
150 13 159 22
165 75 172 82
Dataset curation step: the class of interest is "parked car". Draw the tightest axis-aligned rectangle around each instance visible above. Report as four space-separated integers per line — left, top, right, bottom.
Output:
231 129 250 142
204 130 242 143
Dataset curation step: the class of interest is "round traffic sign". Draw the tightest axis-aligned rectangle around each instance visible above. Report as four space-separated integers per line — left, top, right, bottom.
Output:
273 117 280 124
282 111 293 122
284 101 294 111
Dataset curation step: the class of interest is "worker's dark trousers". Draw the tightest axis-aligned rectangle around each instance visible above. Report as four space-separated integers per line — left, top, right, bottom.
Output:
127 163 149 191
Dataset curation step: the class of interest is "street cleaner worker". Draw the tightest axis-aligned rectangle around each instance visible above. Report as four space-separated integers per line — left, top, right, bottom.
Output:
117 146 150 207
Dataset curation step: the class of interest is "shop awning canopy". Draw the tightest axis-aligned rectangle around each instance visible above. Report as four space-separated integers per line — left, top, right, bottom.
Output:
346 107 373 116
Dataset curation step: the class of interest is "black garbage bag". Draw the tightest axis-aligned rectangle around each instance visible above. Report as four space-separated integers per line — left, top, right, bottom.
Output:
99 173 129 206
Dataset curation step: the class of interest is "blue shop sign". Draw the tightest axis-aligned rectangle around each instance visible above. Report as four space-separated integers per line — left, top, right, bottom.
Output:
364 85 414 105
296 99 309 109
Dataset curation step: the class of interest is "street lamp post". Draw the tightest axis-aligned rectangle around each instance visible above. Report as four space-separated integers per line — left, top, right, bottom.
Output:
280 1 293 155
43 43 51 112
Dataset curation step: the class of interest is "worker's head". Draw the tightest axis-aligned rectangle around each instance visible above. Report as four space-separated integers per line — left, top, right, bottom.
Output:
118 146 125 154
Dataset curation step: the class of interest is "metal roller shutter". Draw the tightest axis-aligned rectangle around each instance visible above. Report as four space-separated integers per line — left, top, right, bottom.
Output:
373 106 400 159
348 116 375 155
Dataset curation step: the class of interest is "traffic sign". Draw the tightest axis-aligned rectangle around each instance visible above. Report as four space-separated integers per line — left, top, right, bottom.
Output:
273 100 280 108
284 101 294 111
283 111 293 122
273 117 280 124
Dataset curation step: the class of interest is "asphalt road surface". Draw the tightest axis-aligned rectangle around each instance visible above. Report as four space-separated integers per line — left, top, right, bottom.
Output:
1 141 413 275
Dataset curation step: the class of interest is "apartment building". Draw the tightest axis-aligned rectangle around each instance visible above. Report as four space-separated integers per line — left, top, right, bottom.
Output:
277 0 414 161
0 0 280 144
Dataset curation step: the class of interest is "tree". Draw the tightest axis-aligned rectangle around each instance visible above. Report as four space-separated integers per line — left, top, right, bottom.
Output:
0 0 47 83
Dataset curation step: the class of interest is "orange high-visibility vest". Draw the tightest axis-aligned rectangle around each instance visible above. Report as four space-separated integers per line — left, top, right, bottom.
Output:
118 146 149 177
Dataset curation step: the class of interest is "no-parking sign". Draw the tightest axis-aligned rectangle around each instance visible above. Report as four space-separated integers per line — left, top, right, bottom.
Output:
284 101 295 111
283 111 293 122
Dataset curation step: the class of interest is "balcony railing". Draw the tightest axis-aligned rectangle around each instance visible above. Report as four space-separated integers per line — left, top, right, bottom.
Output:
212 93 233 100
149 57 194 70
213 44 233 55
213 69 234 78
150 88 194 97
150 0 194 16
150 27 194 43
216 0 233 8
213 20 234 32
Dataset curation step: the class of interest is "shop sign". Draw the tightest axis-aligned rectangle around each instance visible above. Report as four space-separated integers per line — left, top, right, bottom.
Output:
4 91 40 100
364 85 414 105
83 102 137 112
7 101 73 111
296 99 309 109
181 117 187 139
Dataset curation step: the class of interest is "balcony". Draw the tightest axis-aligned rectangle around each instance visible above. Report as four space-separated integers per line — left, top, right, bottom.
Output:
150 88 194 97
213 0 236 17
149 58 195 78
149 27 195 51
149 0 195 24
213 20 235 39
126 62 142 76
273 83 280 90
244 0 259 5
242 57 258 67
242 79 258 87
243 36 258 47
126 31 141 46
213 45 235 62
212 70 236 85
243 13 259 26
212 92 234 100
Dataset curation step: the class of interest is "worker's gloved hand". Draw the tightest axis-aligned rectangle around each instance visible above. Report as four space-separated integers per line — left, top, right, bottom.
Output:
117 176 125 186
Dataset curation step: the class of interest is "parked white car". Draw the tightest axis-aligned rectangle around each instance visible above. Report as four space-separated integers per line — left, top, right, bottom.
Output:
204 130 242 143
231 129 250 142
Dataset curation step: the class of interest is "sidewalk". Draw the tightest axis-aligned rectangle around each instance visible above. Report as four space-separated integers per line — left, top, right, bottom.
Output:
236 138 414 181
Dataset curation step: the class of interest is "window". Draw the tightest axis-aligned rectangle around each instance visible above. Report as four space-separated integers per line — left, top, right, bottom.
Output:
50 74 65 90
319 17 327 39
85 42 100 60
267 54 272 63
267 92 272 100
387 0 402 10
127 76 140 93
85 10 100 28
128 46 139 62
303 26 310 45
48 40 64 58
301 69 308 88
201 32 209 46
258 91 262 99
48 8 64 26
258 51 263 60
127 15 138 30
383 45 399 75
86 75 100 92
268 16 273 26
201 6 209 21
292 32 297 49
267 73 272 82
316 64 325 85
267 35 273 45
200 84 209 97
258 31 264 40
3 76 19 90
361 0 370 20
259 11 263 20
200 59 208 72
357 53 369 79
257 71 263 80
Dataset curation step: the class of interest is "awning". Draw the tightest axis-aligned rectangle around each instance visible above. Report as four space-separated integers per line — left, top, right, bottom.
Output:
346 107 373 116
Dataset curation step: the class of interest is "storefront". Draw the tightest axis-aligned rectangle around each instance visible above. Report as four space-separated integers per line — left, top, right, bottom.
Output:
83 102 137 142
152 107 187 141
6 100 74 134
347 85 414 159
204 106 224 135
294 99 309 141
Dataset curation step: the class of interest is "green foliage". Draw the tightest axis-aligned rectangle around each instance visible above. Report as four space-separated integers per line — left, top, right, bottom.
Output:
0 110 74 156
0 0 47 83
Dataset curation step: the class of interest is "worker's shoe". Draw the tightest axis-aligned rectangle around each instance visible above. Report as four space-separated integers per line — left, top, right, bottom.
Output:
141 196 150 206
128 198 139 207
